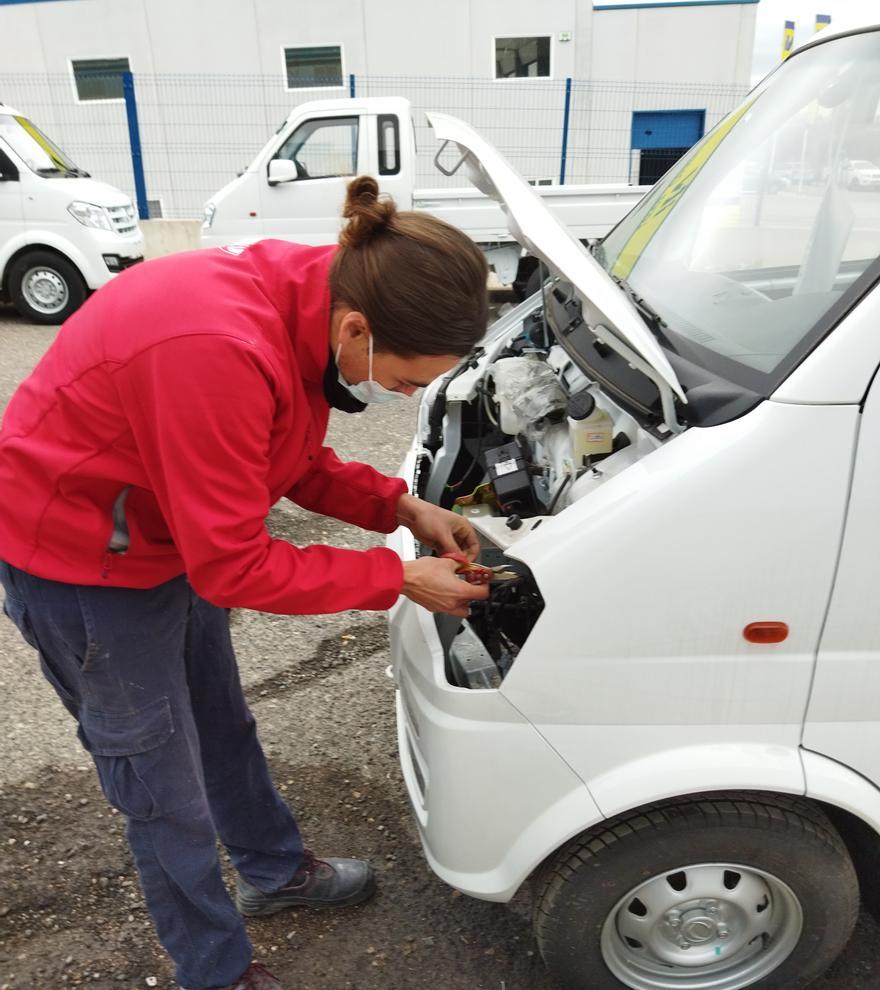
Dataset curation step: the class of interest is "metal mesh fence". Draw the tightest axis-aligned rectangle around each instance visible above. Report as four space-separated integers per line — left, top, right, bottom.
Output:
0 72 749 219
568 79 748 184
358 75 570 188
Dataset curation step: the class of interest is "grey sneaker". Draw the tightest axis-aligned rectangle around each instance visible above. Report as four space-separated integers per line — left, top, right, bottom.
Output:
236 849 376 917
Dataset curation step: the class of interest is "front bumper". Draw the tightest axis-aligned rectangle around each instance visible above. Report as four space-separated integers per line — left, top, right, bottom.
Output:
80 229 145 287
386 448 600 901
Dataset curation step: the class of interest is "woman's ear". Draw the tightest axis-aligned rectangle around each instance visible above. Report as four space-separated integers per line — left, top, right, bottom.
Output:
341 310 370 345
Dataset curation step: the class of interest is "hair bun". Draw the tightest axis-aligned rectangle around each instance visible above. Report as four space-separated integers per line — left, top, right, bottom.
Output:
340 175 397 248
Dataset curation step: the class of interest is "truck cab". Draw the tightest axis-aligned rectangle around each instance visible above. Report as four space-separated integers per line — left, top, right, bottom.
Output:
201 97 416 248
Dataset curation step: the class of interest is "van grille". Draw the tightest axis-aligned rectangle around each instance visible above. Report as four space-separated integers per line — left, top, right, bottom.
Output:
107 203 138 235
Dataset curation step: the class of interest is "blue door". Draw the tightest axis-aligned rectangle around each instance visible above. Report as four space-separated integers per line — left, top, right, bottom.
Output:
631 109 706 184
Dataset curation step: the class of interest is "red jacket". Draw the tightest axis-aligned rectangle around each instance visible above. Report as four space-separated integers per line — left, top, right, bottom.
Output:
0 240 407 614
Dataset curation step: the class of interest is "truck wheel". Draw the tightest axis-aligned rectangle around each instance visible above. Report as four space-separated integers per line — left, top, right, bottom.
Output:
534 793 858 990
522 265 544 300
9 250 88 324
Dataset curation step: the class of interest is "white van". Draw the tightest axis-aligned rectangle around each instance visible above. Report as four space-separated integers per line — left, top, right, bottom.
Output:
389 24 880 990
0 106 144 323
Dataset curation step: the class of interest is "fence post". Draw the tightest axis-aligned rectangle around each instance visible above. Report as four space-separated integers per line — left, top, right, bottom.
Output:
349 73 356 98
559 77 572 185
122 71 149 220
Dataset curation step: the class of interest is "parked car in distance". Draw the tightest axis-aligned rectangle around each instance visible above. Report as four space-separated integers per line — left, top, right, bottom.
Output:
388 23 880 990
0 105 144 324
843 158 880 189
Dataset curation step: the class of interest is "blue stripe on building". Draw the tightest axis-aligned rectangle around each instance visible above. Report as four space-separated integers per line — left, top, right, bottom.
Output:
595 1 759 10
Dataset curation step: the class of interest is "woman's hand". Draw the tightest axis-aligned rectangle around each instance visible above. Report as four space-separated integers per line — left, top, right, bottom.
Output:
401 557 490 618
396 493 481 562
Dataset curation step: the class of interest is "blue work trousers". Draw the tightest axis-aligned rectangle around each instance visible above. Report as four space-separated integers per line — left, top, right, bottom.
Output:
0 562 304 990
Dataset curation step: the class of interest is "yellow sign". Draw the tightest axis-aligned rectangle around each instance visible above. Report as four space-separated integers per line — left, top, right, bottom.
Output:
782 20 796 60
815 14 831 33
611 100 756 282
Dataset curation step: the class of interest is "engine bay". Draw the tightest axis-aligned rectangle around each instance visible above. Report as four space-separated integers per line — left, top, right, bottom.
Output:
414 293 665 689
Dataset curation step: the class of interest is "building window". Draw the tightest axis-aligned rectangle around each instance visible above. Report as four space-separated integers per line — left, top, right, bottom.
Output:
495 37 551 79
71 57 130 102
275 116 358 179
283 45 344 90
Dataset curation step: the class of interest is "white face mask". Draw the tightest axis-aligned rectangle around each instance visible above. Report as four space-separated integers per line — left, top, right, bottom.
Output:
336 333 406 404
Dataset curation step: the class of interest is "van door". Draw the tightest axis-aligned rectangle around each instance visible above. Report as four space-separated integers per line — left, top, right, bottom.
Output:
260 113 363 244
803 351 880 784
0 146 24 251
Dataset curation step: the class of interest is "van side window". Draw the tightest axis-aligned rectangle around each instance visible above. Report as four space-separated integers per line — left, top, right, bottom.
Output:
378 115 400 176
0 148 19 181
275 117 358 180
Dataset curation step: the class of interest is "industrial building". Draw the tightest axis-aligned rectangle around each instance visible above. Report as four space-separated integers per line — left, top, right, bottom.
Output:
0 0 759 217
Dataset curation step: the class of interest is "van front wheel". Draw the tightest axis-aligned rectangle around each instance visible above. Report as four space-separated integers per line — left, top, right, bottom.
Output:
534 793 858 990
9 250 88 324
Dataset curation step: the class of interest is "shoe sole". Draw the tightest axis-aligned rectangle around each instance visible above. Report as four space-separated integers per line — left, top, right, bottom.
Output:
236 869 377 917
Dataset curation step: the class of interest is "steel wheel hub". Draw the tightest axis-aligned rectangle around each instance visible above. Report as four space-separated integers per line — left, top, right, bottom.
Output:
22 267 68 315
600 863 803 990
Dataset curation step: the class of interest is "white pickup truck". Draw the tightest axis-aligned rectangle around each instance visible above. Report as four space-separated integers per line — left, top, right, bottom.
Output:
200 96 646 293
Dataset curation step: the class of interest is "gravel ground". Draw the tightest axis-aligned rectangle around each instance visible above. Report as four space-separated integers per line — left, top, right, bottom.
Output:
0 303 878 990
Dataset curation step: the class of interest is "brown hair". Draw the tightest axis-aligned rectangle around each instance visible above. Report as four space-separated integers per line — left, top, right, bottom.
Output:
330 176 489 357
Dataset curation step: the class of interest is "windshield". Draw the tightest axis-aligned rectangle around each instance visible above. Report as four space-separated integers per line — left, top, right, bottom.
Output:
0 114 85 176
596 30 880 392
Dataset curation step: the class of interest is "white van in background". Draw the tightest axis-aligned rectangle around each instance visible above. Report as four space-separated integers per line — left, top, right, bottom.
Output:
0 105 144 324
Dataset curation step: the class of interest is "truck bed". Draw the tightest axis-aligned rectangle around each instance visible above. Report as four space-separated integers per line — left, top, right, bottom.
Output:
412 183 648 243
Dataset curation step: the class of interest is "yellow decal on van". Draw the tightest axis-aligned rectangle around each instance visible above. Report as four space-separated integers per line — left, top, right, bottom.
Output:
611 99 756 282
15 116 69 172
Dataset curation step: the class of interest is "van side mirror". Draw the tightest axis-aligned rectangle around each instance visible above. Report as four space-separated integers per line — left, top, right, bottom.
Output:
267 159 298 186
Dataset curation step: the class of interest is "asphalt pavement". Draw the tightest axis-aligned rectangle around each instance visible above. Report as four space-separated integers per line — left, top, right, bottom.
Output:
0 305 877 989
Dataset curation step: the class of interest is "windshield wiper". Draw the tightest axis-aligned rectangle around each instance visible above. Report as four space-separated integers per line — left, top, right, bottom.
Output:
611 275 673 346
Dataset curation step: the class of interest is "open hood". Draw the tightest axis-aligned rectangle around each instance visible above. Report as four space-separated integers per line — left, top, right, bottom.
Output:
426 112 687 413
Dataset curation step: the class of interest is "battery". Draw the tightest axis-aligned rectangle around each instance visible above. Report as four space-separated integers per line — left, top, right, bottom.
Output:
485 441 535 513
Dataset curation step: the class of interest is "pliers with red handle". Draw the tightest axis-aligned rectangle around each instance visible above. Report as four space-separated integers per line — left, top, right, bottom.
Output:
441 552 519 585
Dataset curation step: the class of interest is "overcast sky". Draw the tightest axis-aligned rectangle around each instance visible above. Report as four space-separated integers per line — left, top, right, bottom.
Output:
750 0 877 83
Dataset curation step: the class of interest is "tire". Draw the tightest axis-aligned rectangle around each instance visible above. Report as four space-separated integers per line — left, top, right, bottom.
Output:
8 250 88 325
522 265 544 300
511 256 540 301
534 793 859 990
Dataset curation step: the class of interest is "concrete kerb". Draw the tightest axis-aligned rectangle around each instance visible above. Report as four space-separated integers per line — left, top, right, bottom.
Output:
140 219 201 259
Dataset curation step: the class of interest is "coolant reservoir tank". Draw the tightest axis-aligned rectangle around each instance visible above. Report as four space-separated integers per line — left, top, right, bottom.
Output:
567 391 613 463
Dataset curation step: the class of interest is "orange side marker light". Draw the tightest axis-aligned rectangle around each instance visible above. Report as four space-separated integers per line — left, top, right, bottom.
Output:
744 621 789 644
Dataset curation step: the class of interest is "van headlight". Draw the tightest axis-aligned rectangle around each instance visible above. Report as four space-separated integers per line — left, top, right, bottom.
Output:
202 202 216 229
68 201 113 231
